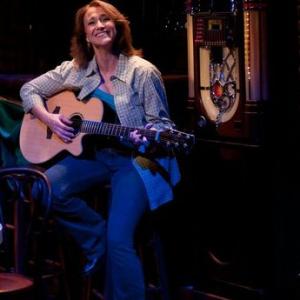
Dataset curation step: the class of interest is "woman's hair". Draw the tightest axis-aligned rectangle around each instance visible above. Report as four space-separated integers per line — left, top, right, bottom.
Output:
70 0 142 69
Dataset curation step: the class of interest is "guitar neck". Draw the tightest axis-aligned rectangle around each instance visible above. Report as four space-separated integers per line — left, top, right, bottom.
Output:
80 120 156 141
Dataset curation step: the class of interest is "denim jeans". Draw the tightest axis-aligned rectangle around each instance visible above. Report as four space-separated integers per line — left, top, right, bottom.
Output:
45 148 149 300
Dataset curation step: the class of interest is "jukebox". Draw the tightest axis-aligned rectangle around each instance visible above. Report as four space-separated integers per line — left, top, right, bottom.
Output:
186 0 269 142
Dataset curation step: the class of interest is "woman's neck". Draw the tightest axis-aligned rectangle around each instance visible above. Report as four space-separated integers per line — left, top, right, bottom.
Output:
95 49 118 75
94 49 119 94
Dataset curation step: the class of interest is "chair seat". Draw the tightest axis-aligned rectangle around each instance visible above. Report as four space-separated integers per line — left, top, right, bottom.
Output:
0 273 33 294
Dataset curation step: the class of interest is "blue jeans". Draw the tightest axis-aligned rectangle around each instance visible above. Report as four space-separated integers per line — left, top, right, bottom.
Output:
45 148 148 300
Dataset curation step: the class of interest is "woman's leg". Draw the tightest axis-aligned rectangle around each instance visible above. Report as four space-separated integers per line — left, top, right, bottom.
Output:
45 155 110 260
105 157 148 300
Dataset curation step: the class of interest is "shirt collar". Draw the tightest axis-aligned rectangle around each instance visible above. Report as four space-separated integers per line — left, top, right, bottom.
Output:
85 57 98 77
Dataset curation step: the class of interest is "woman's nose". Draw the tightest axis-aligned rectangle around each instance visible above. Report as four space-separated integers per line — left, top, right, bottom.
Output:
96 19 105 27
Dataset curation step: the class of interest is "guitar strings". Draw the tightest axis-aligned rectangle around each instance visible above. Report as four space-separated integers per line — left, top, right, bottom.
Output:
73 119 193 147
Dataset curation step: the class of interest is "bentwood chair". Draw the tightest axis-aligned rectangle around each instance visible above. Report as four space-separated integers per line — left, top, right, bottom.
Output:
0 166 55 299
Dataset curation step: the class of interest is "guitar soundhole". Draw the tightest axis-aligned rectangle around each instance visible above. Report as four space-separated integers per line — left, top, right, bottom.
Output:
70 114 82 135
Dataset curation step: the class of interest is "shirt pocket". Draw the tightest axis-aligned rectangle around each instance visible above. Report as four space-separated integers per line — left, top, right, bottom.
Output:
115 81 142 107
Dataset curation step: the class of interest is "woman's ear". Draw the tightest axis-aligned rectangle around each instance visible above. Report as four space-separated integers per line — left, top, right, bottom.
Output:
86 39 91 48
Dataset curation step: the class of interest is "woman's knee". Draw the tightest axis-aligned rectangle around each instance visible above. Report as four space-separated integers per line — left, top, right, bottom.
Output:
34 178 73 212
31 178 70 214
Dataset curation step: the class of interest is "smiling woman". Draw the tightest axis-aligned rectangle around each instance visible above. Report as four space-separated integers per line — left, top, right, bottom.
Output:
19 1 181 300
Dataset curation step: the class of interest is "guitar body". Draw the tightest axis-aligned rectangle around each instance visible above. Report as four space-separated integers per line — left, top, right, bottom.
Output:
20 90 103 164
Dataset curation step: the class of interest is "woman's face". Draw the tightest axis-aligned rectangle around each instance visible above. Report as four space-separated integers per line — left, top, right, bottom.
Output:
84 6 117 50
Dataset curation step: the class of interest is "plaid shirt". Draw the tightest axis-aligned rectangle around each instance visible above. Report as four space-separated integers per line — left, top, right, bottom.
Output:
20 53 180 209
20 54 171 128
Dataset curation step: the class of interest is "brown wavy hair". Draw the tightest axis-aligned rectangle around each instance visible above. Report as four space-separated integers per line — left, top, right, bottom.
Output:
70 0 142 69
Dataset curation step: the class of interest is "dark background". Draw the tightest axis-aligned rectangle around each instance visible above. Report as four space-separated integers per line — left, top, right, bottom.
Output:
0 0 187 75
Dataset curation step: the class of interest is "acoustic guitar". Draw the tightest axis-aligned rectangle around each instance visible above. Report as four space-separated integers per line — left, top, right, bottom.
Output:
20 90 195 164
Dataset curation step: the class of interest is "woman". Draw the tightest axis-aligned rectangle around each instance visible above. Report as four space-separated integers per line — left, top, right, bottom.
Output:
20 1 181 299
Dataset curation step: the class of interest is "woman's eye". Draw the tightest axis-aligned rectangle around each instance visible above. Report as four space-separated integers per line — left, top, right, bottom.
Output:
100 16 111 23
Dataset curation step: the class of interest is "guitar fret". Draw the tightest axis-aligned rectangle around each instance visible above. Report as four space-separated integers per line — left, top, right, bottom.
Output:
86 121 91 133
122 126 129 138
107 124 112 136
86 121 92 133
89 121 93 133
81 121 87 133
96 122 103 134
111 124 118 136
94 122 98 134
114 125 121 137
84 121 89 133
87 121 91 133
113 124 119 136
103 123 110 136
92 121 97 134
109 124 116 136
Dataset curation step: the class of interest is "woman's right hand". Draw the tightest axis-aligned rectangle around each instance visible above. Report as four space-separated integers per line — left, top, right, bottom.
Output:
45 113 75 143
31 104 75 143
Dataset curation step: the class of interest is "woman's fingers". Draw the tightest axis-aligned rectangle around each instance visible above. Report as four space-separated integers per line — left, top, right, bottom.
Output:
129 130 148 145
49 114 75 142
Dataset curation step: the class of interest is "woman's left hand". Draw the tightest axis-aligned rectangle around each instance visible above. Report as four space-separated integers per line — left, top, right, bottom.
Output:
129 130 148 146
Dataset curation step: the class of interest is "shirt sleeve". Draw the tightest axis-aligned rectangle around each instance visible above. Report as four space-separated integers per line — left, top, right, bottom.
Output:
141 66 175 130
19 61 73 113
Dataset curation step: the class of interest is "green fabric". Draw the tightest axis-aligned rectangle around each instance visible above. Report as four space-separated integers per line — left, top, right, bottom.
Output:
0 98 28 167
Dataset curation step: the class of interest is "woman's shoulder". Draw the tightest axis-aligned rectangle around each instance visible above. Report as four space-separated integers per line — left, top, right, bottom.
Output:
128 55 154 66
54 59 74 71
50 60 77 76
126 55 160 74
52 59 94 80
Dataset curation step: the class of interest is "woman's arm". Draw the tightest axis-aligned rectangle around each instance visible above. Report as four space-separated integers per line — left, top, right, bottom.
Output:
20 61 75 142
20 61 73 113
141 67 175 130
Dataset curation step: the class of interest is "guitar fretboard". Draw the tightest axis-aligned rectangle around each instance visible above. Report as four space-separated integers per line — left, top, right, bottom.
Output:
80 120 157 141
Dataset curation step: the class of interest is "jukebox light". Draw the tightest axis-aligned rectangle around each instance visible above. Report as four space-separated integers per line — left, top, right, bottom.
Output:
186 0 237 15
243 0 269 102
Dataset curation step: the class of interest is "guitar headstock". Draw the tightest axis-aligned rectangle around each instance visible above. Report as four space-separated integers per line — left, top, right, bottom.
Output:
159 128 195 154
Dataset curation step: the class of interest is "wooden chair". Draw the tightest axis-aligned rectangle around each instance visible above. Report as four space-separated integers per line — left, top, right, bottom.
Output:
0 166 62 299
